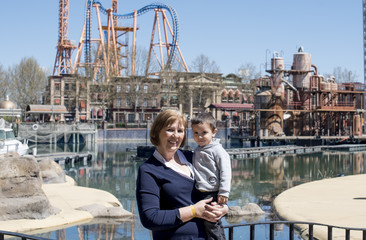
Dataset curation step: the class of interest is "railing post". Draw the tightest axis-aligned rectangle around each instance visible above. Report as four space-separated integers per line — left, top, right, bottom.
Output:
270 223 274 240
228 227 233 240
328 226 332 240
345 229 350 240
309 224 314 240
289 223 294 240
250 225 255 240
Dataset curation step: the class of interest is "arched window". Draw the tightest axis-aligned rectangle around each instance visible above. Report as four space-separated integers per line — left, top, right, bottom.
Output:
97 109 103 117
221 90 227 102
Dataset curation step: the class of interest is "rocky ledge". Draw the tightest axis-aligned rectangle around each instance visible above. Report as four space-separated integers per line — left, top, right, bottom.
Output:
0 152 133 234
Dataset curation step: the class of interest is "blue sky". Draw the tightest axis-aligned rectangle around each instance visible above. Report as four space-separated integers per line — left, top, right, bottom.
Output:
0 0 364 80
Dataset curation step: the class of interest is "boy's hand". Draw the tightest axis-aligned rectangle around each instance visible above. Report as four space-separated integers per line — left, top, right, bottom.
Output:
218 195 228 204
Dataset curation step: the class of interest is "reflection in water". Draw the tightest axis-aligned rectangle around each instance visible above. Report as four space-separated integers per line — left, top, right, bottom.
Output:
42 143 366 239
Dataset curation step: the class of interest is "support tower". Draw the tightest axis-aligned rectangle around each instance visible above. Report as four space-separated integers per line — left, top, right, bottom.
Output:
53 0 76 75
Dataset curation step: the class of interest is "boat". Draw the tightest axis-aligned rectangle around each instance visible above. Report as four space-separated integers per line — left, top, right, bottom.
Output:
0 119 29 156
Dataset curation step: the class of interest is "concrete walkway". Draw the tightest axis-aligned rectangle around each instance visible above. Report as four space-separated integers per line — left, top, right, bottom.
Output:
274 174 366 240
0 176 133 236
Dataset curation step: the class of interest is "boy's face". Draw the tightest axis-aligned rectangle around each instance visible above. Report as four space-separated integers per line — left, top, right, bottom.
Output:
192 122 218 147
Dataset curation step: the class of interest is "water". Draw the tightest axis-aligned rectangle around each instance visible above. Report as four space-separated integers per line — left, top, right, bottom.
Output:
34 142 366 239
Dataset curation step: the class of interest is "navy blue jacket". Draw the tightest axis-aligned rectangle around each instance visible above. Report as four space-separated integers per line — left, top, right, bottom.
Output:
136 151 206 239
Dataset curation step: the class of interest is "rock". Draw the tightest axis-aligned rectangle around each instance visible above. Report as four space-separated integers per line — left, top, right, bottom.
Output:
76 203 133 220
38 158 66 184
0 153 57 220
241 203 265 215
226 203 265 223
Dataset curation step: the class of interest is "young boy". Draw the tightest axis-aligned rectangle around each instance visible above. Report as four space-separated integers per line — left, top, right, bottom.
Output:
191 112 232 240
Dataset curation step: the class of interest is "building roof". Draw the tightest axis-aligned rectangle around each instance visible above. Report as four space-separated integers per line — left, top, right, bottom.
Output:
26 105 68 114
209 103 254 111
0 96 17 110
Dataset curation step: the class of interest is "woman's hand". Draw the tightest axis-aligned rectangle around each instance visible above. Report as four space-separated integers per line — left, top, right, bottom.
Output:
193 198 213 219
193 198 228 223
203 201 228 223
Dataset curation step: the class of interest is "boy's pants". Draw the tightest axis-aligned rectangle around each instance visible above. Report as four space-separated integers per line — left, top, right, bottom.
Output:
199 191 226 240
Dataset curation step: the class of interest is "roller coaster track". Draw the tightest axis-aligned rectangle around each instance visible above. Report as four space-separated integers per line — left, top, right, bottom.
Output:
84 1 179 70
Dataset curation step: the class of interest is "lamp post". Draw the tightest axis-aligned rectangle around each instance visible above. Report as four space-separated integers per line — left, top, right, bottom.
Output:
51 105 54 122
91 108 94 124
11 107 14 125
75 107 79 123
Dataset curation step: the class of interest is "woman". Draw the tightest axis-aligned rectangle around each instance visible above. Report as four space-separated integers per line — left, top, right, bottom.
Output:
136 110 228 239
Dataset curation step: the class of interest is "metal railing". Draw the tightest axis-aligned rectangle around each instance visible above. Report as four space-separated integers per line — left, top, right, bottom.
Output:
0 230 52 240
225 221 366 240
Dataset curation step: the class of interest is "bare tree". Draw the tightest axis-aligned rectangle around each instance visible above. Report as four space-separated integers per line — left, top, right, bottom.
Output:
237 63 259 93
8 57 47 109
190 54 221 73
325 67 359 83
0 64 10 100
237 63 260 82
128 46 160 76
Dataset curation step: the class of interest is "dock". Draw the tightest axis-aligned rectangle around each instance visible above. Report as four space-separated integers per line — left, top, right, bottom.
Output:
33 152 93 165
226 145 323 159
226 143 366 159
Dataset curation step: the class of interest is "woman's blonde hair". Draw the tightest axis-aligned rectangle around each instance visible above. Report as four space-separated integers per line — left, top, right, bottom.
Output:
150 110 187 147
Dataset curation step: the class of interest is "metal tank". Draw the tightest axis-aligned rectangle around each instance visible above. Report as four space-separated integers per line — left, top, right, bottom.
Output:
271 56 284 71
254 89 284 136
271 52 285 90
292 51 311 89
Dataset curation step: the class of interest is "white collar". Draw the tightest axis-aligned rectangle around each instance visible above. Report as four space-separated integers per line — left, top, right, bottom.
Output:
153 150 194 179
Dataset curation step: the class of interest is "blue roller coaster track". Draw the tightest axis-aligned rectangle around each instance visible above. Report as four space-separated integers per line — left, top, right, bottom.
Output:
84 0 179 71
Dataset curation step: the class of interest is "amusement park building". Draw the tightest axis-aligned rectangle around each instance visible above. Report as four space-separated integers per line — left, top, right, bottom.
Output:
45 72 253 124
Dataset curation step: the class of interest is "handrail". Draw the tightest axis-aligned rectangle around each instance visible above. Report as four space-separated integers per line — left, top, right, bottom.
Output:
0 230 52 240
224 221 366 240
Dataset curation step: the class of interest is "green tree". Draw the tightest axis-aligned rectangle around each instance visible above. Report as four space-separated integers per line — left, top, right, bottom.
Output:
8 57 47 109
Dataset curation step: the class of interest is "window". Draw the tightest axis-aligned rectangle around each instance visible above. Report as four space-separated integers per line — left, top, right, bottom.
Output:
65 83 69 91
116 99 121 108
143 98 148 107
55 83 60 91
152 98 157 107
126 99 130 107
144 85 148 93
126 84 130 93
116 85 121 93
0 130 5 140
128 114 135 122
6 131 15 140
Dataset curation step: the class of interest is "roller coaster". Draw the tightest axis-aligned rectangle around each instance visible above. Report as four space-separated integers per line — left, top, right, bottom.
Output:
70 0 188 79
84 1 179 68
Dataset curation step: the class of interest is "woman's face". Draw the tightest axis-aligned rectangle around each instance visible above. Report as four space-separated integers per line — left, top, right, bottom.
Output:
158 119 185 155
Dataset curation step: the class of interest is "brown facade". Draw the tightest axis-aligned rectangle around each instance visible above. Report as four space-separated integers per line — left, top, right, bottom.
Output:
45 72 251 124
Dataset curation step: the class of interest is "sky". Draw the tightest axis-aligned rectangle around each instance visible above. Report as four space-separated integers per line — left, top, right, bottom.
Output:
0 0 364 81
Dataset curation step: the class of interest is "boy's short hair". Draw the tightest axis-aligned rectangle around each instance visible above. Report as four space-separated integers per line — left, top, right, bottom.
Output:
191 112 216 132
150 109 187 147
